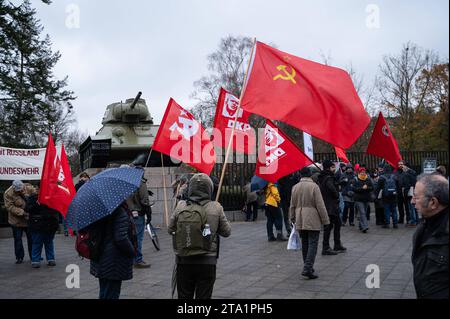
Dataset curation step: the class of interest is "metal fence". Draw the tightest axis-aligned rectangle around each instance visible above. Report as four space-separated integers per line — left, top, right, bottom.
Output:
1 151 448 224
213 151 449 211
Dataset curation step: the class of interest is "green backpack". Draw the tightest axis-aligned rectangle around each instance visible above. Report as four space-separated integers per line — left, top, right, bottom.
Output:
173 202 213 257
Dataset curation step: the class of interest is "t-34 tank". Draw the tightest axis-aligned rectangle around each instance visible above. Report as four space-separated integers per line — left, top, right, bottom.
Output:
79 92 176 169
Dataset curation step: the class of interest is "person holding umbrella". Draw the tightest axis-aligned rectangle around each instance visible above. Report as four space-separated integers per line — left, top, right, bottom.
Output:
67 167 142 299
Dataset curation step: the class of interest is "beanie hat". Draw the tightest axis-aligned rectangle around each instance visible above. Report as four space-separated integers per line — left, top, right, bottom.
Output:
384 164 393 173
12 180 24 192
300 166 312 177
322 159 335 170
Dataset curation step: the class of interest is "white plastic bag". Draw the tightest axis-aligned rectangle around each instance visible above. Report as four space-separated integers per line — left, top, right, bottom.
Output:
287 224 301 250
408 186 414 197
377 189 383 199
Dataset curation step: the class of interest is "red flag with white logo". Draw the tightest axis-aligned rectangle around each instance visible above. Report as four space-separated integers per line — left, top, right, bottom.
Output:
335 146 350 164
39 133 76 217
240 41 370 149
152 98 216 175
256 120 313 183
366 112 402 168
212 88 256 154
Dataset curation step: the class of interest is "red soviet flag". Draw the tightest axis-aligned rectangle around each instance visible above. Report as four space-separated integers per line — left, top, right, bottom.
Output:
240 41 370 149
256 120 313 183
366 112 402 168
335 146 350 164
212 88 256 154
39 134 76 217
152 98 216 175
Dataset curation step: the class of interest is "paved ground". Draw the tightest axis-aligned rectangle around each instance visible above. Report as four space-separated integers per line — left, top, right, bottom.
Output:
0 210 417 299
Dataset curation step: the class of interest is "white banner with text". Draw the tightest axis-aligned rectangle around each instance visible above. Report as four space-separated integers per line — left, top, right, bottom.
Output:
0 147 47 180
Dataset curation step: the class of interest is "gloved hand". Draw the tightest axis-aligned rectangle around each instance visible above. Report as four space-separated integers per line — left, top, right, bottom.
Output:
142 205 152 223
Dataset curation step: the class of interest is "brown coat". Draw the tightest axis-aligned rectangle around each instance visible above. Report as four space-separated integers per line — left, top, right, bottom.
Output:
3 184 35 227
289 178 330 231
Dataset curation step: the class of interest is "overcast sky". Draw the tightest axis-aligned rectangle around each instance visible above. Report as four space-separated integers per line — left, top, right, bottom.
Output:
31 0 449 137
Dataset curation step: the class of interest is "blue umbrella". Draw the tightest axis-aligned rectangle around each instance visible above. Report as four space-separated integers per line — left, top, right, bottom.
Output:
66 167 144 231
250 175 269 192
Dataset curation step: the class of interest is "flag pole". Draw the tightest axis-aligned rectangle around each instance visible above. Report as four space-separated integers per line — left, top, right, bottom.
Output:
144 148 153 167
215 38 256 201
161 153 170 227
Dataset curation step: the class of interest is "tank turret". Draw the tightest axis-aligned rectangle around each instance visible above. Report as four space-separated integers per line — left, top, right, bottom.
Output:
102 92 153 124
79 92 177 169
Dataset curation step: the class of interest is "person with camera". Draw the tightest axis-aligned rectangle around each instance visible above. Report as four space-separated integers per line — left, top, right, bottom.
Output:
397 160 418 226
123 164 152 269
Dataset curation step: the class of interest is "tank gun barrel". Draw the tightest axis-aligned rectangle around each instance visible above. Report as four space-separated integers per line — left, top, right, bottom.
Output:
130 91 142 109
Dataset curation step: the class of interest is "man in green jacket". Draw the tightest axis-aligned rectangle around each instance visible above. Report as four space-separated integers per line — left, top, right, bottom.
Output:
169 173 231 299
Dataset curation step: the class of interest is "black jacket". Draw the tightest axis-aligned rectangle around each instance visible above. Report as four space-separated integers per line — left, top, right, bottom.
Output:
353 177 374 203
90 206 136 281
339 172 356 197
25 194 60 233
278 172 300 208
412 207 449 299
396 168 417 190
317 170 340 216
75 180 86 192
376 173 398 204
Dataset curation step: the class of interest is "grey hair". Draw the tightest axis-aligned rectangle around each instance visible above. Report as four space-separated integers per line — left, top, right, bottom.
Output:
417 173 449 206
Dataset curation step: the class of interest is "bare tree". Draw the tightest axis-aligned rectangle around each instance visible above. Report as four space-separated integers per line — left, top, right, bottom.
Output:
61 129 88 176
376 41 439 149
190 35 253 127
377 42 437 115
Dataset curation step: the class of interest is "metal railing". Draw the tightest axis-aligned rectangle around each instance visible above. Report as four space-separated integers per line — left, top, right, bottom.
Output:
213 151 449 211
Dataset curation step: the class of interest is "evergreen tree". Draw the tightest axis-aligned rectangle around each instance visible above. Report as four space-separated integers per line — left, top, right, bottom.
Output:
0 0 75 148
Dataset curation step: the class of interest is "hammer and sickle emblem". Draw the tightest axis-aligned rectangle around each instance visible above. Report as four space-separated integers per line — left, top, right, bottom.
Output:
273 65 297 84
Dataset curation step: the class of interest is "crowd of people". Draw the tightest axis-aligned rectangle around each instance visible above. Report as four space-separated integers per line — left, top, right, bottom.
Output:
2 159 448 300
242 159 448 297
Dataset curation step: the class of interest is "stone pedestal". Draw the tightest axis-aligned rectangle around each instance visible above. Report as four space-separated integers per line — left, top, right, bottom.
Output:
144 166 192 227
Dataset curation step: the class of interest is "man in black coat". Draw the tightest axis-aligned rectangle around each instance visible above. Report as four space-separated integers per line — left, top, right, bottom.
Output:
411 173 448 299
278 171 300 234
90 204 137 299
317 160 346 255
75 172 90 192
397 160 418 226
